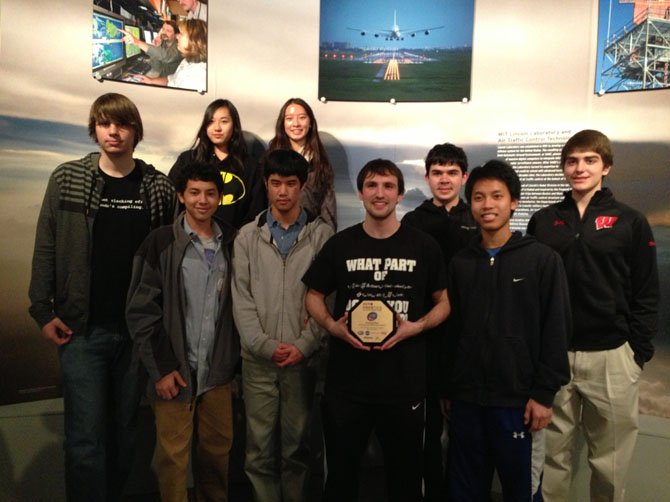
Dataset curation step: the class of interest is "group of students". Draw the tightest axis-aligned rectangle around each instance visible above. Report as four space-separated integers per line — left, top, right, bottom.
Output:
28 91 658 502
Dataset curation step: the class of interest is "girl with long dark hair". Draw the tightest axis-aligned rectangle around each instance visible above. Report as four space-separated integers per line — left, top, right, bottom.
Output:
267 98 336 229
169 99 266 228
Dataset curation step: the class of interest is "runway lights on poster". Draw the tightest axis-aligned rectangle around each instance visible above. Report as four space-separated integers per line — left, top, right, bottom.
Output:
316 96 470 105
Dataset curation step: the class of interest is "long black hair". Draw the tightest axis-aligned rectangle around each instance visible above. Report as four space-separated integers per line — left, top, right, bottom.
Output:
267 97 333 193
190 99 248 173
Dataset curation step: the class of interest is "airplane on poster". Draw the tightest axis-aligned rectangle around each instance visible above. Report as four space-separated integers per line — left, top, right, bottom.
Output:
347 10 444 41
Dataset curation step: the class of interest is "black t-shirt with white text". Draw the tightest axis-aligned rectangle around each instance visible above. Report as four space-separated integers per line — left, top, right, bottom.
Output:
89 166 150 323
302 223 446 404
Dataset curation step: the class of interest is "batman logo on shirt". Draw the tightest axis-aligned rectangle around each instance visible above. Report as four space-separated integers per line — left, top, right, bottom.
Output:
219 171 246 206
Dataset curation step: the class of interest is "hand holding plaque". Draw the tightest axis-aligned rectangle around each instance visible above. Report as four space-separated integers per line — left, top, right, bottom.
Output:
347 299 397 347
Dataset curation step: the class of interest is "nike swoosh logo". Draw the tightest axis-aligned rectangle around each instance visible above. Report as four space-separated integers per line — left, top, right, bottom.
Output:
513 278 525 282
412 402 421 410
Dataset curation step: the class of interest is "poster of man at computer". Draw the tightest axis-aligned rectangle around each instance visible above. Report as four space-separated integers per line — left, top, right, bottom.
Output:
92 0 208 93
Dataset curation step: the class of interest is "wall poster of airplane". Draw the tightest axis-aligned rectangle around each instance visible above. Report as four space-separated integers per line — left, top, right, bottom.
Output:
318 0 474 102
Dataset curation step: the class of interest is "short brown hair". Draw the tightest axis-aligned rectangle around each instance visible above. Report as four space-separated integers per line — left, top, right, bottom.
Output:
178 19 207 63
356 159 405 195
88 93 143 147
561 129 613 168
163 20 179 36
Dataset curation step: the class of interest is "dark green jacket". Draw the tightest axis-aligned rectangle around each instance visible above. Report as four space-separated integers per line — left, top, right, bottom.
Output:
126 213 240 402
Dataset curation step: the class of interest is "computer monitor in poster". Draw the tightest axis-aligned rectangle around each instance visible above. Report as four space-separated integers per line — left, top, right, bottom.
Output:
125 25 142 59
92 9 125 71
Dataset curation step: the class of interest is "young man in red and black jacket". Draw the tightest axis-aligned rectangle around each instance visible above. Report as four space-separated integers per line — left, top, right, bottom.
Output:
527 129 659 501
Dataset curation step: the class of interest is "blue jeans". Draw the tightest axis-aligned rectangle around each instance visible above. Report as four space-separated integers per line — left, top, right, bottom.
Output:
59 322 141 501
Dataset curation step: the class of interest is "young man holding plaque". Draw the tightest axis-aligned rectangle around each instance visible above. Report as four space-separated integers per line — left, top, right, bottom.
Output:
527 130 659 501
443 160 571 501
401 142 477 501
303 159 450 502
232 150 333 502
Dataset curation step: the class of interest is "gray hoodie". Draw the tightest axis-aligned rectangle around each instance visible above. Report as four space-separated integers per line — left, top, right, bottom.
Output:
29 152 175 333
232 209 333 361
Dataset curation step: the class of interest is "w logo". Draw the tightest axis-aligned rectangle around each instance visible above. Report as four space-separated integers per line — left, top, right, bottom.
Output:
512 432 525 439
595 215 618 231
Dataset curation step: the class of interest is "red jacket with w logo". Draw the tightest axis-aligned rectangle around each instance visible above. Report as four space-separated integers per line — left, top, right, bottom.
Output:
527 188 658 367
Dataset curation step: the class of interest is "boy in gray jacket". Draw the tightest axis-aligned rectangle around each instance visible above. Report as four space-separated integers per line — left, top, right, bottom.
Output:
126 162 239 502
232 149 333 502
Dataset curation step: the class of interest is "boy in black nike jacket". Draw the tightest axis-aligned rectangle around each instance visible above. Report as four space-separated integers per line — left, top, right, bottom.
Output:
444 160 570 501
527 130 659 501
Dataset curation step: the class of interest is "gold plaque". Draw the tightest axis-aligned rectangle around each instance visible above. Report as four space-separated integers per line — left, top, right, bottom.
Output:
348 299 397 346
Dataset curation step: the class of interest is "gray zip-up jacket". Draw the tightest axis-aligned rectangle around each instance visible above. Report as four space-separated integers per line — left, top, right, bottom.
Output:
126 213 240 402
232 209 333 361
29 152 176 333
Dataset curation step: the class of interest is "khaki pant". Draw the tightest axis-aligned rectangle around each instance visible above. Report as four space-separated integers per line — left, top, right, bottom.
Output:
543 343 641 502
153 383 233 502
242 358 316 502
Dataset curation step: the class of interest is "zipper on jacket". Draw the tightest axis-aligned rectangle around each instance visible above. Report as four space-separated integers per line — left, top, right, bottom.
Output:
278 227 308 342
481 251 497 395
178 241 196 400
